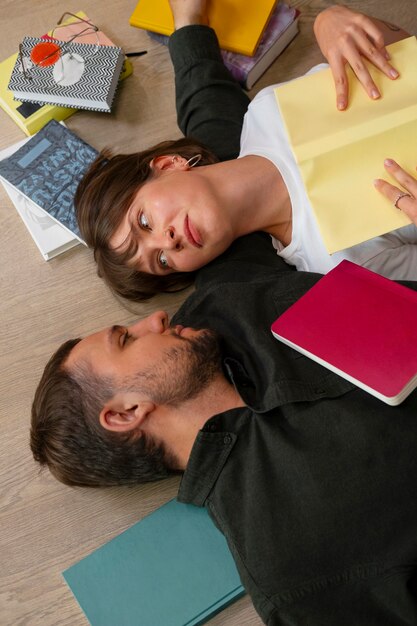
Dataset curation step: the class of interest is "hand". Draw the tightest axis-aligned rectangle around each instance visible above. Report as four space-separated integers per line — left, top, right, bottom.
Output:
314 5 399 111
168 0 209 30
374 160 417 225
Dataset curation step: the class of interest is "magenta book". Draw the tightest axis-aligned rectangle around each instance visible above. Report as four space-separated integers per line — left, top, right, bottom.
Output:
271 260 417 405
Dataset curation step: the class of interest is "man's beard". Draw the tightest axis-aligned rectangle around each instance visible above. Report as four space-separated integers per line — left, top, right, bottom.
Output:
125 329 223 406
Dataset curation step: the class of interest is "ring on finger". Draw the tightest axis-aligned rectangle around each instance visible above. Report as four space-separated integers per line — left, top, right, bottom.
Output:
393 192 412 209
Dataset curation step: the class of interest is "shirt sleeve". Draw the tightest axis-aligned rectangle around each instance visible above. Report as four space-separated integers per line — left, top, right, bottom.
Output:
168 25 250 161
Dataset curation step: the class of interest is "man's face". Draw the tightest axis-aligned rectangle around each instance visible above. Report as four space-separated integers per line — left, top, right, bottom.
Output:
65 311 222 405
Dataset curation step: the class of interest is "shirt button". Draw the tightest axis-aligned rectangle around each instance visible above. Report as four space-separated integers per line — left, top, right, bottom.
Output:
223 435 232 445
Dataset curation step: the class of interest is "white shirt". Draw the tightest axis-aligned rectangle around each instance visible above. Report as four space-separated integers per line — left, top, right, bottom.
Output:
239 66 417 280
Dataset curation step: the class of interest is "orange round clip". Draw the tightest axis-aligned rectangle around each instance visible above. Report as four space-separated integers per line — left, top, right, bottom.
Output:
30 41 61 67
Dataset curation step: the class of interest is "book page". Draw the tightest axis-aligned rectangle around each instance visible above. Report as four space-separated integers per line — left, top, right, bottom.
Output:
274 36 417 253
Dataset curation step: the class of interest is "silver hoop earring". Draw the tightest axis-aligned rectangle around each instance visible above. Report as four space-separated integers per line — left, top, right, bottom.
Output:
186 154 202 168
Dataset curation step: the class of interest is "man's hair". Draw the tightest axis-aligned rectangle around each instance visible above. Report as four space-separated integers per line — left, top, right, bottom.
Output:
30 339 175 487
75 137 219 303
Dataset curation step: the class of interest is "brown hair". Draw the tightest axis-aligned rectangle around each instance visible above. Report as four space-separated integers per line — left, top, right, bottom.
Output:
30 339 175 487
75 137 219 302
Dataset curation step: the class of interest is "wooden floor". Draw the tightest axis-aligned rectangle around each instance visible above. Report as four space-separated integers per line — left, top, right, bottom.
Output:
1 1 415 624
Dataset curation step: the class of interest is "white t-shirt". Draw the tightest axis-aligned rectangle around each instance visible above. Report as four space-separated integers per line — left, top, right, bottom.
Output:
239 65 417 280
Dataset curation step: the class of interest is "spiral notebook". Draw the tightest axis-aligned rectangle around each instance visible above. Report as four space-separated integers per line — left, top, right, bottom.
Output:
271 260 417 405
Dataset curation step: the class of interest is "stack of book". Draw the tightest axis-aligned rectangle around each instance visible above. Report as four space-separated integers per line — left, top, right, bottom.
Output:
131 0 300 90
0 120 97 260
0 11 132 135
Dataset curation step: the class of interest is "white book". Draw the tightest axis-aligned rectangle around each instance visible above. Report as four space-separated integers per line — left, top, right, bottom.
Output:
0 133 80 260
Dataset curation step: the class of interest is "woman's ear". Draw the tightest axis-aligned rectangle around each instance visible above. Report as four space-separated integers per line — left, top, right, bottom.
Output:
99 395 155 433
150 155 188 172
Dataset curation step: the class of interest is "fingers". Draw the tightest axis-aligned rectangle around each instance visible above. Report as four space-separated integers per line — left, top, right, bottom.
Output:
168 0 208 29
346 26 399 87
374 160 417 224
329 29 399 110
328 55 349 111
314 6 400 111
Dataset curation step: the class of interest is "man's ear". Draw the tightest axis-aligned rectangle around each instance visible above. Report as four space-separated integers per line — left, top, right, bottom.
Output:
99 395 155 433
150 155 188 172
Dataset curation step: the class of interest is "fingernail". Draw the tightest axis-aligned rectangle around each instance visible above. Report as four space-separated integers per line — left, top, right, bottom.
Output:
384 159 395 167
373 179 381 187
337 99 346 110
389 68 399 79
371 89 380 99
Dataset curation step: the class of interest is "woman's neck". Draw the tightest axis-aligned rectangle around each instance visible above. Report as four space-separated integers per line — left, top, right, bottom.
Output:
201 155 292 245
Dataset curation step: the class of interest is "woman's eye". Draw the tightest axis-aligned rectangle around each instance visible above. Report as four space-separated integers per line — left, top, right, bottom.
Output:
158 251 170 269
139 212 150 230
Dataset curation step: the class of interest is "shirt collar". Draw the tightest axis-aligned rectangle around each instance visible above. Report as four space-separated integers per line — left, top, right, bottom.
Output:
178 408 249 506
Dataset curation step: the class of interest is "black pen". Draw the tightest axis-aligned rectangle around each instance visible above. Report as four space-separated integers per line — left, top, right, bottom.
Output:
125 50 148 57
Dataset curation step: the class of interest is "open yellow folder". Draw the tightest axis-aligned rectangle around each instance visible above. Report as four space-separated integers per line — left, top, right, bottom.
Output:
274 36 417 254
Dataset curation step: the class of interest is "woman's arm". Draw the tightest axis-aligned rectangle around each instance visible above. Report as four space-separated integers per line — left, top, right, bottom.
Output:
374 160 417 225
314 5 410 111
168 1 250 161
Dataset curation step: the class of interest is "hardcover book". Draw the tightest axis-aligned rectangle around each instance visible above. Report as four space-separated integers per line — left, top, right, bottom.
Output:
0 12 132 133
0 120 98 241
148 3 299 90
0 52 76 135
274 35 417 254
271 260 417 405
8 36 124 112
130 0 277 56
63 499 245 626
221 3 299 90
0 137 79 259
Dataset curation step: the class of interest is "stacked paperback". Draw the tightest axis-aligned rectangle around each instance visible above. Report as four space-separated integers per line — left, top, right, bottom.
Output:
0 12 132 135
0 120 97 259
133 1 299 89
130 0 278 56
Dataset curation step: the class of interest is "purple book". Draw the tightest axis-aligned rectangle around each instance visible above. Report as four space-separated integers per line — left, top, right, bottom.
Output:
148 3 299 90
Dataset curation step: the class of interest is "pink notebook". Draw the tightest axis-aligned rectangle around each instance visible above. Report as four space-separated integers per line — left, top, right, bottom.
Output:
271 260 417 405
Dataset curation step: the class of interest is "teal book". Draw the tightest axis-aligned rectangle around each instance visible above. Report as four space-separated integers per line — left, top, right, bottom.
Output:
63 499 245 626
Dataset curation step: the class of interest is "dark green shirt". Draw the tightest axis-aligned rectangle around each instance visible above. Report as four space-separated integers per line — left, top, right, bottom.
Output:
178 399 417 625
170 25 417 625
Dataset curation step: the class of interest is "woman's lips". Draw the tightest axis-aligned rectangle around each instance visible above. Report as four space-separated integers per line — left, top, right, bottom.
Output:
184 216 202 247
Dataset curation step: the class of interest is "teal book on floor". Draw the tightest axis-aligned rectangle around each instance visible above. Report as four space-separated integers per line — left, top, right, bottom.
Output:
63 499 245 626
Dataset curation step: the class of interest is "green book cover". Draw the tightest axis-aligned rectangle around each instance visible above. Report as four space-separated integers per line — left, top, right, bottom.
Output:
63 499 245 626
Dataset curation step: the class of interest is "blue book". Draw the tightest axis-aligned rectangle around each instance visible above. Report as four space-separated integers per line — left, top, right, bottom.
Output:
0 119 97 241
63 499 245 626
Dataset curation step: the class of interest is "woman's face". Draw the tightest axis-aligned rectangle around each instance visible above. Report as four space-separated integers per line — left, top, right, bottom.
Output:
109 167 235 275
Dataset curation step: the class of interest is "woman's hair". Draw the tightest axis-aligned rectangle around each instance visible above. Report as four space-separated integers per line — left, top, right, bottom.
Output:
75 137 219 302
30 338 176 487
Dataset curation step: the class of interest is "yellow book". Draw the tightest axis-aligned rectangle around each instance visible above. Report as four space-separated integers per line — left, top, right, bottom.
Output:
0 11 132 136
129 0 277 56
274 36 417 254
